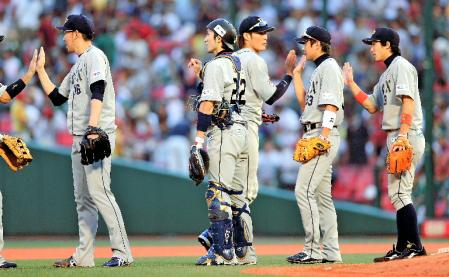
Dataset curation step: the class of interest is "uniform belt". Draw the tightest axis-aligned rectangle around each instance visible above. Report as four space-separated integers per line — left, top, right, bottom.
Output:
302 122 337 133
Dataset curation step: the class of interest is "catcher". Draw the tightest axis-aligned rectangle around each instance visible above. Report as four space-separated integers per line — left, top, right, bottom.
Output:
0 36 37 269
288 26 344 264
343 27 426 261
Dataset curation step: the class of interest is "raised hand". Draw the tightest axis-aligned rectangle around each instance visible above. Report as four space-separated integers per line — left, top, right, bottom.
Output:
36 46 46 71
188 58 202 79
293 55 306 75
342 62 354 86
285 50 297 76
27 49 38 75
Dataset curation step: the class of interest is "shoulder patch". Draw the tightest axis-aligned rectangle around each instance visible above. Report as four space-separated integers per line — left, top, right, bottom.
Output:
396 84 409 91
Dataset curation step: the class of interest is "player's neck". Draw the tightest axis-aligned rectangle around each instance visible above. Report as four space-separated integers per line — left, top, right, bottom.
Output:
383 53 399 67
75 41 93 56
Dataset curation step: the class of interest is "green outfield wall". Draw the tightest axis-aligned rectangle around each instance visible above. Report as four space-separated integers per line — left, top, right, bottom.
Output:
0 144 396 236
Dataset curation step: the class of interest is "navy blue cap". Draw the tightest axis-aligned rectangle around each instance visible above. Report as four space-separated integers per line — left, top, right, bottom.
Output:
296 26 331 44
56 14 94 39
362 27 399 46
239 16 275 34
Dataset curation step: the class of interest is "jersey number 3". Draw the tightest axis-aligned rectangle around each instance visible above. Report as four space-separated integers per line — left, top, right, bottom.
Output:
231 78 246 105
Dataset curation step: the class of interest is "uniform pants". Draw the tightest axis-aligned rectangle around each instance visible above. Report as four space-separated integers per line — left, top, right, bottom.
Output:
0 191 4 264
386 129 425 210
71 133 133 266
295 128 341 261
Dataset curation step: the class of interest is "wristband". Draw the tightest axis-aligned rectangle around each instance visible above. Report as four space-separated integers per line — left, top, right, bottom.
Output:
6 79 26 99
400 113 412 125
354 90 368 105
197 112 212 132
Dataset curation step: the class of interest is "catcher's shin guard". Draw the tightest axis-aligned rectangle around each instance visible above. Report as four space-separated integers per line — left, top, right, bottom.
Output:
198 228 212 251
206 182 232 221
210 219 235 262
232 204 252 259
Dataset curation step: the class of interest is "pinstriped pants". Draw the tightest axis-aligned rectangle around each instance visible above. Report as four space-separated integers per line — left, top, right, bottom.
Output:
71 133 132 266
294 128 341 261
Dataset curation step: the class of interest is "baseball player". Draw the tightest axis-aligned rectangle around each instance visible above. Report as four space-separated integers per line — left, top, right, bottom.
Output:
343 27 426 262
287 26 344 264
0 36 37 269
35 14 133 267
193 16 296 266
188 18 250 266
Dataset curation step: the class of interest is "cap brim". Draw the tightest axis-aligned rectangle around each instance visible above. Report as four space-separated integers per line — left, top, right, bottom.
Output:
250 26 275 33
56 26 69 31
295 36 308 44
362 38 375 45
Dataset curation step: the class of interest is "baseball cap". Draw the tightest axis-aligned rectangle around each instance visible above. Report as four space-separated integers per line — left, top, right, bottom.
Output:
296 26 331 44
362 27 399 46
56 14 94 39
239 16 275 34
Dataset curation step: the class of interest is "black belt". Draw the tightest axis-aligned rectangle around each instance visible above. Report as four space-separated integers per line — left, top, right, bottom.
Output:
303 122 337 133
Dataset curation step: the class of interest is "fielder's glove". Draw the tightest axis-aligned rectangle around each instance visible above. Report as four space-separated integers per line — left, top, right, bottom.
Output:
80 126 111 165
386 136 413 175
293 136 331 163
261 112 280 124
0 134 33 171
188 145 209 185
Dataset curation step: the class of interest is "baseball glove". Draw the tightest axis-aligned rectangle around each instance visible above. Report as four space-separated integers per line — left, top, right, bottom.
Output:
0 134 33 171
80 126 111 165
189 145 209 185
386 137 413 175
293 136 331 163
262 112 280 124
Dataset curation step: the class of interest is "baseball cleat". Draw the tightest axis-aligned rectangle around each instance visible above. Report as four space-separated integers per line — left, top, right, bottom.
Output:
198 228 212 251
322 259 342 264
54 256 77 268
198 247 236 266
236 255 257 265
400 242 427 259
286 252 322 264
373 244 402 262
102 257 130 267
0 261 17 268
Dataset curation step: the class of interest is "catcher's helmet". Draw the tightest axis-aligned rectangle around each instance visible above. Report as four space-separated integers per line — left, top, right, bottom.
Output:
206 18 237 51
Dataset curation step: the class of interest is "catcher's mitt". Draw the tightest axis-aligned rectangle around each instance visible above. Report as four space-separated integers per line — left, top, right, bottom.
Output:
293 136 331 163
80 126 111 165
262 112 280 124
0 134 33 171
386 137 413 175
189 145 209 185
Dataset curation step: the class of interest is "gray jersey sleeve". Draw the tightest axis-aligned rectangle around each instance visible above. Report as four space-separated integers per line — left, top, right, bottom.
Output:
59 73 71 98
86 52 107 85
369 84 384 111
394 61 416 100
317 62 343 109
249 57 276 101
200 61 224 102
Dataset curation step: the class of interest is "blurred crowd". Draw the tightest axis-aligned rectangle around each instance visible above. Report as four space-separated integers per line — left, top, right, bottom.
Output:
0 0 448 218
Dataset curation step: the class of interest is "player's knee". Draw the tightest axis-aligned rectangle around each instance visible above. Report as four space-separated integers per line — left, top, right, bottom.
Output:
232 204 253 258
206 181 232 221
389 192 412 211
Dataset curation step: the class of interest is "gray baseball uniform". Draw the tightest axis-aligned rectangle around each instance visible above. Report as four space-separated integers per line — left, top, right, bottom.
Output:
296 56 344 262
199 53 252 264
57 45 132 266
368 56 424 211
233 48 277 204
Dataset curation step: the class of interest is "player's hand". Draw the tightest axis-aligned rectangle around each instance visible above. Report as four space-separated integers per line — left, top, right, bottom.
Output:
188 58 202 79
293 55 306 75
27 49 38 75
285 50 297 76
342 62 354 86
36 46 46 71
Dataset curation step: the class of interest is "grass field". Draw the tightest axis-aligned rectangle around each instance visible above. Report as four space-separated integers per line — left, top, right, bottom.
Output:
0 236 446 277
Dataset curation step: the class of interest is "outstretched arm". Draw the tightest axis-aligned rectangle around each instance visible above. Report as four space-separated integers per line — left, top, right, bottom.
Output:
0 49 38 103
292 55 307 111
343 62 378 114
36 47 56 95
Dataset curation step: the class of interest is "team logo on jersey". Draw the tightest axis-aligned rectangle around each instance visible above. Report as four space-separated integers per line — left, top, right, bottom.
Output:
92 71 101 78
396 84 409 91
214 25 226 37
